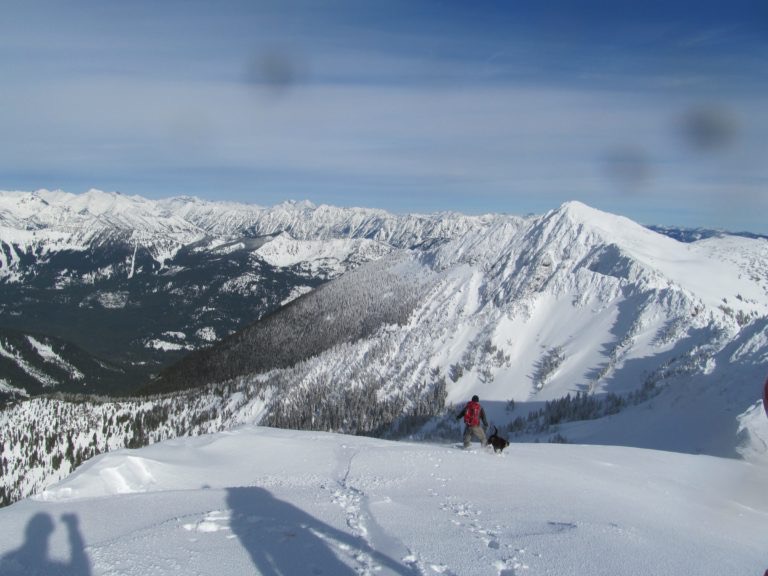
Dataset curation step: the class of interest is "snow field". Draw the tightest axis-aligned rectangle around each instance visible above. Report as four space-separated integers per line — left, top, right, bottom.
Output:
0 426 764 576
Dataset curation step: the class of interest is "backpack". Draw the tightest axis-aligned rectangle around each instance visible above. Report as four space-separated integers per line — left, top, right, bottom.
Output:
463 401 481 427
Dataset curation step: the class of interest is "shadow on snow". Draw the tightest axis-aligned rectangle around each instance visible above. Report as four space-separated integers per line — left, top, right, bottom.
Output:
0 512 91 576
227 486 418 576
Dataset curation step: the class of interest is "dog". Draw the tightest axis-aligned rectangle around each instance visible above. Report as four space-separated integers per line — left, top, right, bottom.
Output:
486 426 510 453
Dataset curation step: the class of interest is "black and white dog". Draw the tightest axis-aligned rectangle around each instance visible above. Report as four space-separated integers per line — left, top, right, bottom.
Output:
486 426 510 453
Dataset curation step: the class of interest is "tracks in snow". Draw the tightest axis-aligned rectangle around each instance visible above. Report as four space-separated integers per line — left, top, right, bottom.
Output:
329 444 423 575
135 444 568 575
328 444 540 576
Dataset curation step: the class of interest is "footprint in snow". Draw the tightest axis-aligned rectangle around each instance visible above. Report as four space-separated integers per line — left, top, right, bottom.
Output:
181 510 232 536
494 557 529 575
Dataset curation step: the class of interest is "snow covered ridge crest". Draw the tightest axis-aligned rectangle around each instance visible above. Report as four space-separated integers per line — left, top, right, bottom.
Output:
0 188 497 275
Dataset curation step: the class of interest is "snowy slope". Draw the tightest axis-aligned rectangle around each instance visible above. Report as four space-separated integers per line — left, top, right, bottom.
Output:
0 327 132 396
255 231 394 278
0 427 765 576
554 201 767 312
216 200 766 455
405 201 768 404
2 190 768 509
546 316 768 460
0 189 209 268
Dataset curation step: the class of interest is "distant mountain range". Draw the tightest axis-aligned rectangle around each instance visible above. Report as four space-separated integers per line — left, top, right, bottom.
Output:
1 188 763 399
1 189 767 505
2 189 486 395
646 224 768 243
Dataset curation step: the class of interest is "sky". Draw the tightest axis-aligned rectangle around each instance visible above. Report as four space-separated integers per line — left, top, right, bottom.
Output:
1 0 767 232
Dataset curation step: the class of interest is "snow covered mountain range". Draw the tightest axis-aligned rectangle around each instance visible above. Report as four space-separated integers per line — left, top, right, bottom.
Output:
1 189 484 394
1 189 767 507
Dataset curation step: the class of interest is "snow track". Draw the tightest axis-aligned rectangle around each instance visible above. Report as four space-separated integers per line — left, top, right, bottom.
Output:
329 444 422 575
0 427 765 575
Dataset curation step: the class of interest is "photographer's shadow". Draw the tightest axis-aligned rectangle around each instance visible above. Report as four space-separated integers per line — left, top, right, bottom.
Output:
0 512 91 576
227 486 417 576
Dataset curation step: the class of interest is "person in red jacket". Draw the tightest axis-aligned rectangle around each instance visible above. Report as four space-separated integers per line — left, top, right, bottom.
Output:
456 395 488 449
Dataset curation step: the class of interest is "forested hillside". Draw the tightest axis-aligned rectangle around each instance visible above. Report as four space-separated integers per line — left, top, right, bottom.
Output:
147 253 438 394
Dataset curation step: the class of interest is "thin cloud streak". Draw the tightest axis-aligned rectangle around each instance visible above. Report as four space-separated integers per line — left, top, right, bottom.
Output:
1 1 766 232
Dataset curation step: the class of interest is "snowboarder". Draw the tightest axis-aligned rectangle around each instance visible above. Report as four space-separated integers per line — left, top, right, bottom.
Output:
456 395 488 448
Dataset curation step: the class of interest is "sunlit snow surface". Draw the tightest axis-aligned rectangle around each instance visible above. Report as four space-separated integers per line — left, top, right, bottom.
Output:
0 427 765 576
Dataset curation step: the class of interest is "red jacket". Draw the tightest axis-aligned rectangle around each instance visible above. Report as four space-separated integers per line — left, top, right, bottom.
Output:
457 401 488 428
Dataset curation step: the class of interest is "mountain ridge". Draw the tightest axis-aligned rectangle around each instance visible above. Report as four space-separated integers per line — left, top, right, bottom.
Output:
1 190 767 506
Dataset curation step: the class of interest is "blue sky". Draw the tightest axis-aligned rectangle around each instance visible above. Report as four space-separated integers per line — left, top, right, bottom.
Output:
1 1 767 232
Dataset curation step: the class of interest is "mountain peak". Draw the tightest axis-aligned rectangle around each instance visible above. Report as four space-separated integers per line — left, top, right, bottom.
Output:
556 200 637 228
277 199 317 211
552 199 671 247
